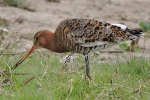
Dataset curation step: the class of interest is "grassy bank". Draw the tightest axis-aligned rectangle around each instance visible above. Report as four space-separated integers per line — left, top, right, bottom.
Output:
0 47 150 100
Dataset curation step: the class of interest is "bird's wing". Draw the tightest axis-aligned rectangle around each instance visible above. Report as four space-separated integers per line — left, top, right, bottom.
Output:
60 18 142 47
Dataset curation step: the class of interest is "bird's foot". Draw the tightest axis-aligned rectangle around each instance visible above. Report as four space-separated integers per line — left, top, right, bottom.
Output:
127 45 138 52
86 74 93 80
64 53 74 63
127 39 139 52
61 53 74 70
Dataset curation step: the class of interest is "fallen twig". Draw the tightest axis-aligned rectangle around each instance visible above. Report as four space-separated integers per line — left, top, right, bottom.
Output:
0 42 11 57
6 72 30 75
100 50 123 53
20 76 35 87
1 52 26 55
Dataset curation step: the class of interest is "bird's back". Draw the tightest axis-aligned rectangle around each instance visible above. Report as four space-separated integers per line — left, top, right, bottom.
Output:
54 18 143 54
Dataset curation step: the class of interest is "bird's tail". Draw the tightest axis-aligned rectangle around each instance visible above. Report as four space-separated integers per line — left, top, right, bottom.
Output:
126 28 144 40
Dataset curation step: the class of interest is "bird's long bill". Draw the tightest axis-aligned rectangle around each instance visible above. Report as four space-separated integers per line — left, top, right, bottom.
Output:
11 45 36 70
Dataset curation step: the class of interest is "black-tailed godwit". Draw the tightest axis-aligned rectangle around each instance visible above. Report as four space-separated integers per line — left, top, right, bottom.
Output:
11 18 143 79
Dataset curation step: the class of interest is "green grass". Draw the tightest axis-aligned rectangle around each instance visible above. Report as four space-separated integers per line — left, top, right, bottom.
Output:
139 12 150 33
46 0 60 2
2 0 35 11
119 42 128 51
140 22 150 33
0 18 9 27
0 45 150 100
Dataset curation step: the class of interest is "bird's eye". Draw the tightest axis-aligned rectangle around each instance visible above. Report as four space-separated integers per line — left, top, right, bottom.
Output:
36 37 38 40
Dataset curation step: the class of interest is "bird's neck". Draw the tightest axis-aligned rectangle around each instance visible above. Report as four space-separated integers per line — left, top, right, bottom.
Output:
44 33 57 52
46 32 69 53
48 40 57 52
44 32 63 53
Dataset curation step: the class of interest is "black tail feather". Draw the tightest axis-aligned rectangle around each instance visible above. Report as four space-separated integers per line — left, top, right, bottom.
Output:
127 28 144 38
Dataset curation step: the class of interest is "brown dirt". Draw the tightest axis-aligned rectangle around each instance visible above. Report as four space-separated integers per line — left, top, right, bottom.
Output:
0 0 150 59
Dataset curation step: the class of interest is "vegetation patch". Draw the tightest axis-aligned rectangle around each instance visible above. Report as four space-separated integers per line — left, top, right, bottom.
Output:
0 43 150 100
139 12 150 33
1 0 35 11
46 0 60 3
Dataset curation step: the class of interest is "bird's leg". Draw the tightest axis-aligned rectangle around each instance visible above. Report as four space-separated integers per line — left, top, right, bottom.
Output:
127 38 139 52
84 55 92 80
64 53 74 71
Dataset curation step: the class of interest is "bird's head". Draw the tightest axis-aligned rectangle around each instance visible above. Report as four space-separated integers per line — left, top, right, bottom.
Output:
11 30 54 70
33 30 54 48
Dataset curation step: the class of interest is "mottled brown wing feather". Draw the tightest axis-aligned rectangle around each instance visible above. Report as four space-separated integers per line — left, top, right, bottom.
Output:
61 18 131 45
57 18 142 48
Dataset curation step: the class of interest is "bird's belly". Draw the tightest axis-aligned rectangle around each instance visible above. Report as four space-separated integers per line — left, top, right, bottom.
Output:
88 43 116 53
73 43 116 54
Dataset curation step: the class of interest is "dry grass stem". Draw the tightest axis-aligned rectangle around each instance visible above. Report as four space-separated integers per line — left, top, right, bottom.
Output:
66 79 73 100
20 76 35 87
0 42 11 57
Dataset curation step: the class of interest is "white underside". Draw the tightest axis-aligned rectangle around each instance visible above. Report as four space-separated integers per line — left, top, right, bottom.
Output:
80 42 108 47
80 42 116 53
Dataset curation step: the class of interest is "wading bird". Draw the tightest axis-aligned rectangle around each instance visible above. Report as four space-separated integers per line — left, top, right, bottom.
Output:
11 18 143 79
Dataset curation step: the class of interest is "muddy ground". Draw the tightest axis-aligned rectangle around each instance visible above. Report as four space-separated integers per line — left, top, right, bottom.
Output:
0 0 150 61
